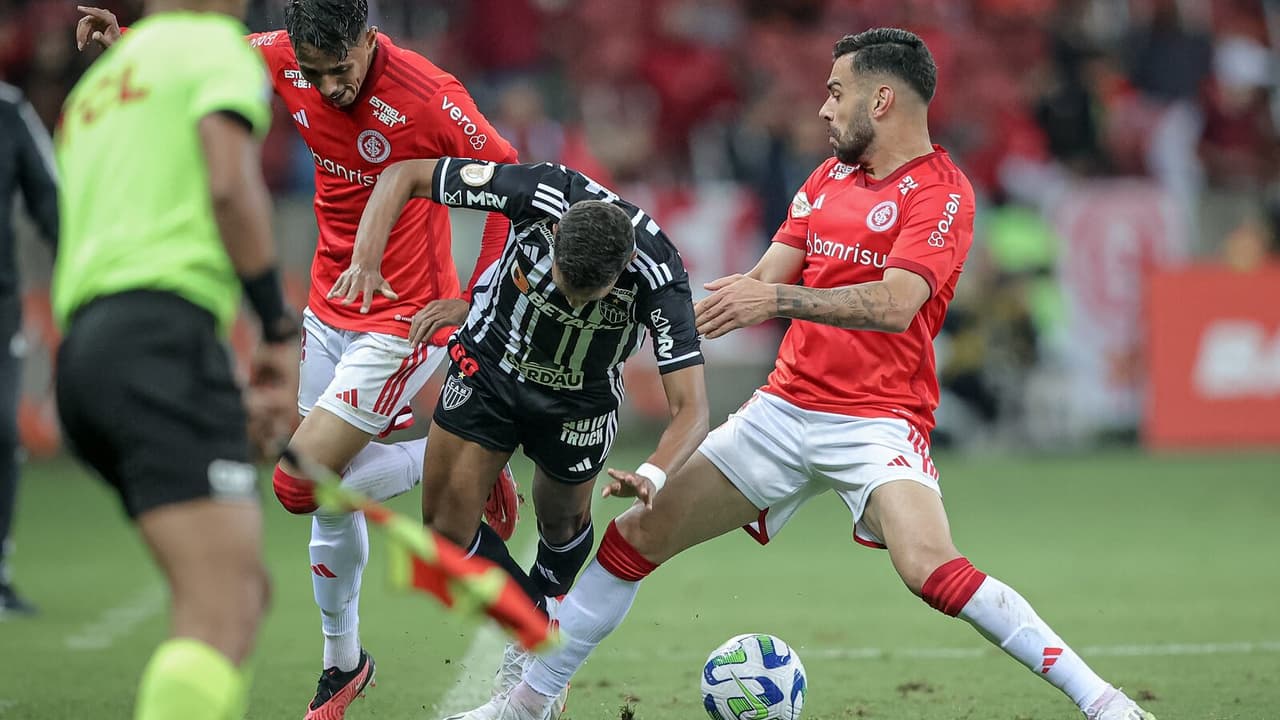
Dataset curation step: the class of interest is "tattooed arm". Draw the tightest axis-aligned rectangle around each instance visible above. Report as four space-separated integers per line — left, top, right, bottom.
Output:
696 268 930 339
775 268 930 332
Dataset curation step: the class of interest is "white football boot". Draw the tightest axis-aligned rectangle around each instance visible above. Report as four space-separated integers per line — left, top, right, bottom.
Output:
1084 687 1158 720
441 683 556 720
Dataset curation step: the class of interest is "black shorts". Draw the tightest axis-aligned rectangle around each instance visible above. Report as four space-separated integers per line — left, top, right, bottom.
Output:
56 291 257 518
432 347 619 484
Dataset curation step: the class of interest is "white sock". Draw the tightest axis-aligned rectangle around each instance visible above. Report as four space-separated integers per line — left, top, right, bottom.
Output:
310 511 369 671
340 437 426 502
958 575 1110 709
524 560 640 698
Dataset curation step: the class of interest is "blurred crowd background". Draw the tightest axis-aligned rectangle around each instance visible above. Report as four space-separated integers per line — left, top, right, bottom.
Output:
3 0 1278 452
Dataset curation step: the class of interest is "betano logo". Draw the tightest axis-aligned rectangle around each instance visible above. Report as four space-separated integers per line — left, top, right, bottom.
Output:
1193 320 1280 398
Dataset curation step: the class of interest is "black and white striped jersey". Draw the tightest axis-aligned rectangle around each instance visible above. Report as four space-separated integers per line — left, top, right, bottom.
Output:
430 159 703 391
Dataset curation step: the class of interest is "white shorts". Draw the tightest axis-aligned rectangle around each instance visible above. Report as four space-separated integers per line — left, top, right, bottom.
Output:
298 307 447 435
698 390 941 548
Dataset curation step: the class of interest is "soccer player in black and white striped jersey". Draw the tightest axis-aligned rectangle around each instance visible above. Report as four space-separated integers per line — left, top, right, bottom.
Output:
331 157 709 709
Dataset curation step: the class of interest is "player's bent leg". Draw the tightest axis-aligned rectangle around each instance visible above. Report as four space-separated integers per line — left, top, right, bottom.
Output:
477 470 596 708
529 467 595 598
506 452 761 717
859 479 960 594
275 409 376 513
615 450 762 564
863 479 1155 719
420 420 512 547
276 410 388 717
134 497 268 720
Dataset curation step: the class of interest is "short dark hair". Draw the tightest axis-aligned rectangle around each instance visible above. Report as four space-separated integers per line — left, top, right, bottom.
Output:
284 0 369 59
555 201 635 291
833 28 937 103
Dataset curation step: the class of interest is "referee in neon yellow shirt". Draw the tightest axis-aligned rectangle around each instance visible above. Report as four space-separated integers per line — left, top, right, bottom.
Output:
55 1 299 717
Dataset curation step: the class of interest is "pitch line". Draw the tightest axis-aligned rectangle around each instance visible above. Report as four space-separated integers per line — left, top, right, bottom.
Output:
63 582 166 651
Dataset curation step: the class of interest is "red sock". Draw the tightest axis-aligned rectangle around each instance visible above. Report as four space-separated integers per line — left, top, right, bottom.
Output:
921 557 987 616
595 521 658 582
272 466 317 514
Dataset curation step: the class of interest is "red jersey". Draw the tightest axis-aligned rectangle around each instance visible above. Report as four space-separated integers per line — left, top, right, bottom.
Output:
249 30 517 336
765 147 974 433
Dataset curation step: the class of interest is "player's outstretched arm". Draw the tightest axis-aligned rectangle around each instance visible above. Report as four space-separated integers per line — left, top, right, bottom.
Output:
774 267 929 332
696 267 928 337
330 159 441 312
603 364 708 508
745 242 805 284
75 6 120 50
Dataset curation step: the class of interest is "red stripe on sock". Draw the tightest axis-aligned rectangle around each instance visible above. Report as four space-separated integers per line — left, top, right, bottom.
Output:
921 557 988 616
595 521 658 582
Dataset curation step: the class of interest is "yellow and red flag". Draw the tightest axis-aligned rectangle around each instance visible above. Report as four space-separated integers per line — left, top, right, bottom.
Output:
284 449 553 652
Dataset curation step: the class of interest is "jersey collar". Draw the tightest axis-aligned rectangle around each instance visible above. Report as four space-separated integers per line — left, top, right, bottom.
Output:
856 145 946 190
350 32 390 111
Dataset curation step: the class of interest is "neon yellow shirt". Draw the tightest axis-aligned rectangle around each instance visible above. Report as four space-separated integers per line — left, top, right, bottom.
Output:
53 11 270 333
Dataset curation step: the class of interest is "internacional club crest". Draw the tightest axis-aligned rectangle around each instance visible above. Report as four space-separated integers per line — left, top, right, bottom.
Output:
357 129 392 163
441 374 473 411
866 200 899 232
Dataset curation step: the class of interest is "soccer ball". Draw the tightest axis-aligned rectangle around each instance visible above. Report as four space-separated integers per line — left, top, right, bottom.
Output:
701 633 807 720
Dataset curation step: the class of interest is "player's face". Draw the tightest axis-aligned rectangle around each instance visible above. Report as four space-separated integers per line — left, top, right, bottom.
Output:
295 28 378 108
819 58 876 165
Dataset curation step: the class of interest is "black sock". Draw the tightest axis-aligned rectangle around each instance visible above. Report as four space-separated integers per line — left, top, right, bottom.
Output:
469 522 544 608
531 522 593 598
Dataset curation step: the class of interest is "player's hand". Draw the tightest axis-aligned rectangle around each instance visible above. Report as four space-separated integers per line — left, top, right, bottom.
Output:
327 263 398 314
601 468 656 509
244 384 294 461
695 274 777 339
408 298 468 346
245 340 301 461
75 6 121 50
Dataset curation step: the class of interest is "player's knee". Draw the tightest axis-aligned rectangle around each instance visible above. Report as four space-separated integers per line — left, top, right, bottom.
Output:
613 510 670 565
897 546 963 596
272 465 317 514
597 519 661 581
538 510 592 547
918 556 987 617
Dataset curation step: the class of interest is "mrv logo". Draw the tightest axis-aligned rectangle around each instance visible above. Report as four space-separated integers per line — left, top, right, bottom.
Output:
466 190 507 210
560 414 609 447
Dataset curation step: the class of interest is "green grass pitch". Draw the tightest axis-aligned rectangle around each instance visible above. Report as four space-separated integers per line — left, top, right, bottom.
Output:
3 449 1278 719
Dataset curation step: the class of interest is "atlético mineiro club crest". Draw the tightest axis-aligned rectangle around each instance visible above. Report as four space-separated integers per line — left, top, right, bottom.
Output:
357 129 391 163
441 374 472 411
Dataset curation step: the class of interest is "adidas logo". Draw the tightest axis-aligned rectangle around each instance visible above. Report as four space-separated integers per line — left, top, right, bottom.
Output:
887 455 911 468
567 458 593 474
311 563 336 578
1040 647 1063 673
293 108 309 128
536 564 560 585
335 389 359 407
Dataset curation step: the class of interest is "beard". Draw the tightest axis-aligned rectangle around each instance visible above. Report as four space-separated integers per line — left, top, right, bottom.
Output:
833 106 876 166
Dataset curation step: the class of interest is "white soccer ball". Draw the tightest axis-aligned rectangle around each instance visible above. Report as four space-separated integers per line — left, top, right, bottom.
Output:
701 633 807 720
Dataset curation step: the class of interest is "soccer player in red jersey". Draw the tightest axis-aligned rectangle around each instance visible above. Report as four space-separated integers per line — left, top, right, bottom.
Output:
454 29 1156 720
76 2 522 717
